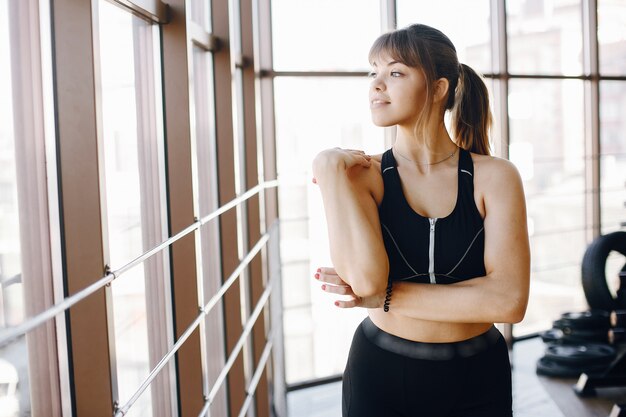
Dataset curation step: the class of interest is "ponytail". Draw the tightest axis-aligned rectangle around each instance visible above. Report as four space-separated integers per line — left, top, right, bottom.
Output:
452 64 492 156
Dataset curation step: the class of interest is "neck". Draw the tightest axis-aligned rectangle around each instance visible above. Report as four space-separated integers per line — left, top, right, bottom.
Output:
394 122 457 164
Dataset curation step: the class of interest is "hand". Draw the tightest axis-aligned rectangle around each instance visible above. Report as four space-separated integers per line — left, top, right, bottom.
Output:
311 148 371 185
314 266 385 309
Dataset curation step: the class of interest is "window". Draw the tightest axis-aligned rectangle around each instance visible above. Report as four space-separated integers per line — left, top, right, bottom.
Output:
0 3 26 414
507 0 583 75
97 1 174 414
0 0 64 415
271 0 380 71
598 0 626 76
397 0 492 74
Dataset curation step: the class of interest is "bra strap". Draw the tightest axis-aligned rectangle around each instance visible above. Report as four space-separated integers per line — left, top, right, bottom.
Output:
458 148 476 195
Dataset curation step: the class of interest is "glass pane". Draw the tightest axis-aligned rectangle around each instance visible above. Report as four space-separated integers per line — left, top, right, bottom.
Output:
271 0 380 71
507 0 583 75
600 81 626 234
0 1 28 415
598 0 626 76
189 0 211 31
509 79 587 336
397 0 492 74
275 77 386 383
99 1 167 414
192 46 228 416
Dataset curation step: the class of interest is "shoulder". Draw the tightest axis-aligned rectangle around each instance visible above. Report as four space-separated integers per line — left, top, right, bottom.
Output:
471 153 521 182
471 152 525 205
470 152 519 176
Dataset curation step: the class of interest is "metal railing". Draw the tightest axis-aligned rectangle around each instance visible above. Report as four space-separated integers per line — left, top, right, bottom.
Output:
114 225 275 416
0 180 277 347
0 180 280 417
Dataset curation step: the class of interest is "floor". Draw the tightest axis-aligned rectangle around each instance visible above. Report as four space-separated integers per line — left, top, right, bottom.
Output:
287 337 626 417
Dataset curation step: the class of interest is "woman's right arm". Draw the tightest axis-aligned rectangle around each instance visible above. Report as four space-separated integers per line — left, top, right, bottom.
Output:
312 149 388 297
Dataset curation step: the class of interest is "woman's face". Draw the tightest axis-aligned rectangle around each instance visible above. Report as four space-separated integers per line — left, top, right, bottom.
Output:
368 53 428 128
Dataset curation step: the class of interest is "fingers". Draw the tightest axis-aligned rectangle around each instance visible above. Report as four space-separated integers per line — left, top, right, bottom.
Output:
334 297 360 308
321 284 361 308
320 283 355 296
314 267 360 308
314 268 346 286
317 267 337 275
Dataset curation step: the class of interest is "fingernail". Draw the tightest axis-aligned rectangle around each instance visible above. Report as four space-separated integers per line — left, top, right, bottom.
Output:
321 284 326 290
314 273 319 279
334 301 340 306
316 268 321 272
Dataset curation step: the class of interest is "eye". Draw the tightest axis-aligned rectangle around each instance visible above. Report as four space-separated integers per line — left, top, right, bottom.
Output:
390 71 402 77
367 71 377 78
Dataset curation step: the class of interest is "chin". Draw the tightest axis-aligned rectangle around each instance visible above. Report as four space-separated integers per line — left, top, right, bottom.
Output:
370 116 397 127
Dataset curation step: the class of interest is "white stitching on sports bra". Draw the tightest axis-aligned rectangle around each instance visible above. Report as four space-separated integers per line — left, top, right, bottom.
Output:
446 227 485 275
382 166 395 174
381 223 418 274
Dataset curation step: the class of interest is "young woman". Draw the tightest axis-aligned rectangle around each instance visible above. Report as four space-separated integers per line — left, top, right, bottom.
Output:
311 24 530 417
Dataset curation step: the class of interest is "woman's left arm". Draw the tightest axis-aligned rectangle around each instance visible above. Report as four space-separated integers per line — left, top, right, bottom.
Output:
322 158 531 324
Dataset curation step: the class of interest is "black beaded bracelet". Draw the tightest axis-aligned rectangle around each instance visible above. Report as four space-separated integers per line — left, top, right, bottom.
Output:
383 279 392 312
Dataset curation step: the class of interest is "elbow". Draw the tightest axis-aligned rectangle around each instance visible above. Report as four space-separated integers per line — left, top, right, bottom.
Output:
505 308 526 324
352 279 388 298
345 263 389 298
500 297 528 324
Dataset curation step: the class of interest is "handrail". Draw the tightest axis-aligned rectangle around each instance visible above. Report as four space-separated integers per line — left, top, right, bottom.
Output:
236 337 274 417
115 228 273 416
197 284 273 417
0 180 278 347
208 285 272 405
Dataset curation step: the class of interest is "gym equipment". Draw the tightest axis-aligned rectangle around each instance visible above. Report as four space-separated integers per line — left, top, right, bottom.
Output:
611 310 626 328
537 342 615 378
616 264 626 305
609 403 626 417
544 343 616 366
611 328 626 344
582 231 626 310
540 328 609 345
552 318 609 343
574 349 626 396
537 356 610 378
560 310 610 329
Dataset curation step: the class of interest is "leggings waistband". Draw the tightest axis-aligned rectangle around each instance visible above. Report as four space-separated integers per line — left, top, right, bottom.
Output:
360 317 502 360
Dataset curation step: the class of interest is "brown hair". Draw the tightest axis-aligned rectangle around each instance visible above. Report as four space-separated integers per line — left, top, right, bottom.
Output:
368 24 492 156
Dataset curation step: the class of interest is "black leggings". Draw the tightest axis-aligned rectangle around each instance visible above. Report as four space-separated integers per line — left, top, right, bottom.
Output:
342 318 512 417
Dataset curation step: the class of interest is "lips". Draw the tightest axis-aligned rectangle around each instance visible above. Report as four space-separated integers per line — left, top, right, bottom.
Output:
370 99 390 109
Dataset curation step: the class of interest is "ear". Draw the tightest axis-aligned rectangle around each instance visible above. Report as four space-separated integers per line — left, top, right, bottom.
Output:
433 78 449 104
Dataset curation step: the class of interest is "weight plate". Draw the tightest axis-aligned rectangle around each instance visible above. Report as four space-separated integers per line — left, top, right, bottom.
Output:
560 310 610 329
544 343 616 366
540 328 609 345
540 329 564 344
552 320 609 342
581 231 626 310
536 357 609 378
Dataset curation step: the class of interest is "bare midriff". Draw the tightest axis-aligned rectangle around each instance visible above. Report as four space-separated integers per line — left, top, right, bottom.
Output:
368 308 494 343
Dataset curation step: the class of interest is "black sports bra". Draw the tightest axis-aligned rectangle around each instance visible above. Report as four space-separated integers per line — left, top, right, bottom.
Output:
378 147 486 285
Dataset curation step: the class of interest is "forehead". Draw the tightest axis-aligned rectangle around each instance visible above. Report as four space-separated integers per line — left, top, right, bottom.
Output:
370 50 404 67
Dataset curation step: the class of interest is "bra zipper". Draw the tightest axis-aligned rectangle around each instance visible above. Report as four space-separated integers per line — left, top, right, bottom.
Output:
428 218 437 284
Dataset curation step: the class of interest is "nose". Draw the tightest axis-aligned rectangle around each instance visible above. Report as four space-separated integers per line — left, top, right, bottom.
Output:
370 76 385 92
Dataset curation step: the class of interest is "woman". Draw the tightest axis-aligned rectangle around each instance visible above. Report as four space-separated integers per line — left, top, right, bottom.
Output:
311 24 530 417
